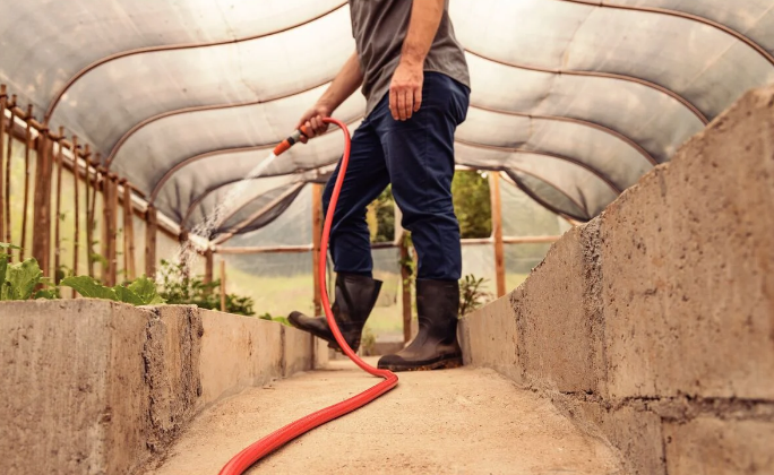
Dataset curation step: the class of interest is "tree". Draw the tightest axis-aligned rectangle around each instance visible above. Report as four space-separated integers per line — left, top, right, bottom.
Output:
452 170 492 238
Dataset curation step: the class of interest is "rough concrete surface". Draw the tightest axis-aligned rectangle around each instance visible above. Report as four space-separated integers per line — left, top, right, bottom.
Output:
198 309 284 406
460 84 774 475
459 294 521 383
601 85 774 400
147 359 622 475
514 222 605 394
0 301 318 475
0 300 151 475
664 418 774 475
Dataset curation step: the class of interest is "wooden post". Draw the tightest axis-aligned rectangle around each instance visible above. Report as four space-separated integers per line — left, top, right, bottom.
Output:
102 173 118 285
32 130 53 276
145 204 158 278
122 181 136 280
203 248 214 294
83 145 94 277
109 174 119 284
53 128 64 283
490 172 506 298
399 233 413 343
4 96 14 250
178 227 190 280
71 136 80 290
311 183 323 316
20 105 32 260
219 259 226 312
0 85 6 245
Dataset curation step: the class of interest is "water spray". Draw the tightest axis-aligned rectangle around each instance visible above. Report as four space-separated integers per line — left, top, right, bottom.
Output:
218 118 399 474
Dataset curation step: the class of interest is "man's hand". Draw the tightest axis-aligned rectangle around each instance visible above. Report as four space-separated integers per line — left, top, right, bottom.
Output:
389 61 424 121
296 102 332 138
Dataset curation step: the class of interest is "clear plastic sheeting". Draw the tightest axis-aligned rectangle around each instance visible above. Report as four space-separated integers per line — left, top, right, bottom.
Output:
223 185 313 248
2 0 773 234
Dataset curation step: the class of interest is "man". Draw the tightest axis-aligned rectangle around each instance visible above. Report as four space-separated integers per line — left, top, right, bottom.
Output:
288 0 470 372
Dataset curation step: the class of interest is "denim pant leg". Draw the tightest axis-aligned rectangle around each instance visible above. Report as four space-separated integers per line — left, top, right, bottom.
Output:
373 73 470 281
322 120 390 277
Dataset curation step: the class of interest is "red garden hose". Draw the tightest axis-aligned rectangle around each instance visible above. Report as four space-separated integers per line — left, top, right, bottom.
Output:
218 117 399 475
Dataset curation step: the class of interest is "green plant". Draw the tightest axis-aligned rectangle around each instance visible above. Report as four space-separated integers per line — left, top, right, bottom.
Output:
61 275 165 305
452 170 492 239
458 274 492 316
360 326 377 356
258 312 290 326
158 260 255 316
0 243 59 301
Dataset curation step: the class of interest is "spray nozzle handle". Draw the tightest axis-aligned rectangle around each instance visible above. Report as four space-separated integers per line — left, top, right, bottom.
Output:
273 125 313 157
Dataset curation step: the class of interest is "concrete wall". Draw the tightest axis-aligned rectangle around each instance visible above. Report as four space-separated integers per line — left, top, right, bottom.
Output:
460 84 774 475
0 301 323 475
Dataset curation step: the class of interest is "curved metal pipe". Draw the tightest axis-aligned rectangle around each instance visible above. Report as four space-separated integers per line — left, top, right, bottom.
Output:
557 0 774 67
43 2 348 124
454 137 624 194
104 78 335 168
465 49 710 125
472 103 658 165
148 118 362 203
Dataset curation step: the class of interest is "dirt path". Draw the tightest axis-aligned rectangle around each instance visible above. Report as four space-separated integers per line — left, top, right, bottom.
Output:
147 359 621 474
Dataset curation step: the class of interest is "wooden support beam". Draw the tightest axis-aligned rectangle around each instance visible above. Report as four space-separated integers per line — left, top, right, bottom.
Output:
178 228 191 280
83 145 95 277
71 137 80 293
399 233 414 343
32 131 54 276
215 245 313 255
20 105 33 260
4 102 11 250
203 248 214 295
53 128 65 283
0 86 6 246
490 172 507 298
102 174 118 285
219 259 227 312
122 181 136 280
311 183 323 316
145 204 158 278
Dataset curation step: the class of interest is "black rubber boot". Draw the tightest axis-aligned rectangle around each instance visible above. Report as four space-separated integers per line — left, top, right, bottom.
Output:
377 279 462 372
288 273 382 353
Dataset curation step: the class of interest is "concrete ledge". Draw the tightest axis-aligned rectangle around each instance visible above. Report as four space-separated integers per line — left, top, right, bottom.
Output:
460 84 774 474
0 300 318 475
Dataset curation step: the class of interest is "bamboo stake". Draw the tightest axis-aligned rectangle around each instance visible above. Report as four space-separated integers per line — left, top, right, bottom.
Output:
71 137 80 294
53 128 64 283
400 233 413 343
32 129 53 276
490 172 506 298
122 180 136 280
20 105 32 260
145 204 157 278
0 85 6 245
4 95 14 251
203 248 214 294
311 183 323 316
84 146 95 278
219 259 226 312
102 172 117 285
109 174 118 285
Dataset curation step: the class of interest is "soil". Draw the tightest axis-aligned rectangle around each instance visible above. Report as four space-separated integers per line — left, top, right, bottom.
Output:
146 359 622 474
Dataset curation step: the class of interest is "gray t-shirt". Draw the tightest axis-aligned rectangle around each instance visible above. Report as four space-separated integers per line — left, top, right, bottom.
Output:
349 0 470 116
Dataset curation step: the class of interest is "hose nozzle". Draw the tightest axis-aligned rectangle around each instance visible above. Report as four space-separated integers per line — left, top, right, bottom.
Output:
273 125 312 157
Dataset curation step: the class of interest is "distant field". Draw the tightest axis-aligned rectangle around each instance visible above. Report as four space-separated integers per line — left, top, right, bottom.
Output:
224 266 531 339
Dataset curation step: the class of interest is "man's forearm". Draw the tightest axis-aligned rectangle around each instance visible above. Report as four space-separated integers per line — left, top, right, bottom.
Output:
400 0 445 67
317 52 364 111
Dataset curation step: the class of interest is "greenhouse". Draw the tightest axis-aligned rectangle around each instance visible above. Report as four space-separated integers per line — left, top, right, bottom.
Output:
1 1 773 474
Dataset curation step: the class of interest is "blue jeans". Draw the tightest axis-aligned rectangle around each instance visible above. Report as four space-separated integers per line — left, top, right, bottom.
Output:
323 72 470 281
